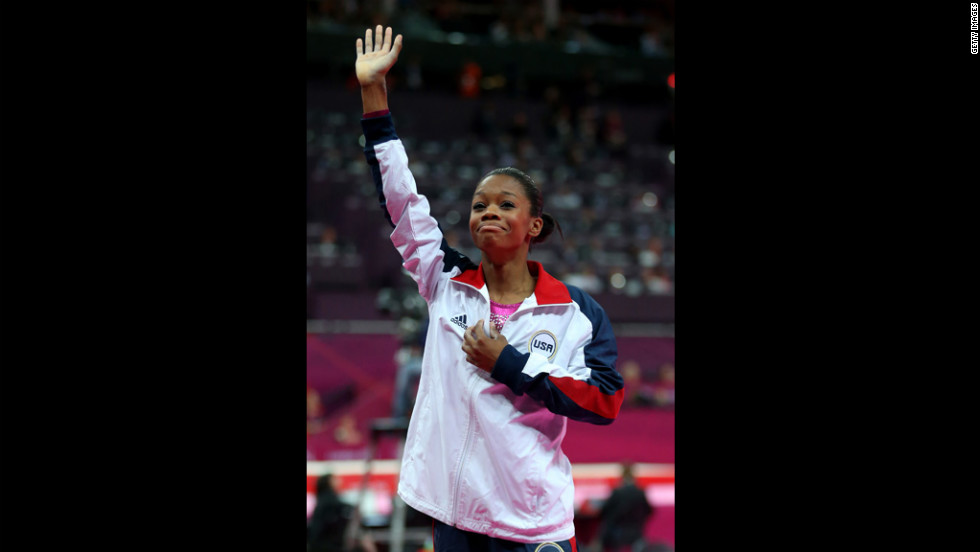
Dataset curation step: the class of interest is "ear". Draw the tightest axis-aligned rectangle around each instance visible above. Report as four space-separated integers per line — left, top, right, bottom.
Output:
528 216 543 237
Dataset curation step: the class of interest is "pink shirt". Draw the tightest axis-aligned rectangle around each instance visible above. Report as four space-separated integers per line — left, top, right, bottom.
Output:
489 300 522 333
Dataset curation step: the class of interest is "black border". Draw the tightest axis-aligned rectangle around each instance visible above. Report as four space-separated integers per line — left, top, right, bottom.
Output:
675 2 979 548
1 4 306 548
4 2 977 550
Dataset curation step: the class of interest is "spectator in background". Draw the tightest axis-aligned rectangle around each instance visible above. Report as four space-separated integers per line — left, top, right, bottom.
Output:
308 473 354 552
599 463 653 552
637 237 663 269
564 263 604 295
576 105 600 152
333 413 363 446
642 266 671 295
551 184 583 211
459 59 482 98
600 109 628 158
392 317 426 420
639 21 668 57
489 14 511 43
651 363 675 409
307 384 325 437
319 226 340 260
621 360 656 408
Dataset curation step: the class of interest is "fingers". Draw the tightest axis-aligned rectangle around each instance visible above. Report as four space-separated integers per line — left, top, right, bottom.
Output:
465 320 485 340
358 27 400 57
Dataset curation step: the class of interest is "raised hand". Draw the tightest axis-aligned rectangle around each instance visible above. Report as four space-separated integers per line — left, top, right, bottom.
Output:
355 25 403 88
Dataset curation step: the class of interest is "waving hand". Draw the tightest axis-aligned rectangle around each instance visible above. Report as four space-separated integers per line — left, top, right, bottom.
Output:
355 25 403 88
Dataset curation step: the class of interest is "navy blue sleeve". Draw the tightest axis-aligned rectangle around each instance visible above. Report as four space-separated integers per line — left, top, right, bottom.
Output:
361 113 400 228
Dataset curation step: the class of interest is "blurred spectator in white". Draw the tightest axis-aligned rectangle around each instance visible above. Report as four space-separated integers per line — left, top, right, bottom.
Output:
624 275 645 298
564 264 603 294
551 184 583 210
642 266 672 295
319 225 340 260
637 237 663 268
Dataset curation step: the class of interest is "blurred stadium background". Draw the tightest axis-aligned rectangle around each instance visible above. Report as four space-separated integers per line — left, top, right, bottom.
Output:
306 1 675 551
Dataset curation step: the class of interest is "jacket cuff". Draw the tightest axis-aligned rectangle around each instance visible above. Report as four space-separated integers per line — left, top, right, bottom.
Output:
490 345 530 394
360 112 398 145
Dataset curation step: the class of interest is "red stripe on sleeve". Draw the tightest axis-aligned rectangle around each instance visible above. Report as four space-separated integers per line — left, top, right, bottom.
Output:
549 376 623 420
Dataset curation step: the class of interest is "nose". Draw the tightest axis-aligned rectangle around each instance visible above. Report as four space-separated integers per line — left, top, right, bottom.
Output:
481 207 500 219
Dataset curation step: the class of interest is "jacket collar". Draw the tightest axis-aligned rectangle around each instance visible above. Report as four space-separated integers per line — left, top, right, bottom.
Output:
451 261 572 306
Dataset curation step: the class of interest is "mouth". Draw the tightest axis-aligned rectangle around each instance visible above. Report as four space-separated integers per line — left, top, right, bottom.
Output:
478 224 506 233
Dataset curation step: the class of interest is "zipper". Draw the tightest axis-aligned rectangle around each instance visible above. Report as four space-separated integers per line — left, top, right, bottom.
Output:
450 367 482 524
449 301 491 524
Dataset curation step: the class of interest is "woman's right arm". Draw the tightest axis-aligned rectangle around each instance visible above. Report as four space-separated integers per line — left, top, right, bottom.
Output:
356 27 476 302
355 25 402 114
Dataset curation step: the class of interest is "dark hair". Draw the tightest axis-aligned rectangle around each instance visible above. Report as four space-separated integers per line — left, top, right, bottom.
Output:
480 167 563 246
316 473 334 496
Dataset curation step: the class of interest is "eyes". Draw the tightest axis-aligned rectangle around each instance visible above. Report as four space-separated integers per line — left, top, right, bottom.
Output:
472 201 516 211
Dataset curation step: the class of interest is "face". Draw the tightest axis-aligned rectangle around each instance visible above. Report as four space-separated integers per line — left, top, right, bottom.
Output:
469 175 543 254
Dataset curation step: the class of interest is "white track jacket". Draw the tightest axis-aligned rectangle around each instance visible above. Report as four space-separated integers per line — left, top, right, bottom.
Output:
362 112 624 543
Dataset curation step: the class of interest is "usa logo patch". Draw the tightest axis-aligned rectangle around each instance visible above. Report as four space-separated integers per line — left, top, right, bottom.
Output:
528 330 558 361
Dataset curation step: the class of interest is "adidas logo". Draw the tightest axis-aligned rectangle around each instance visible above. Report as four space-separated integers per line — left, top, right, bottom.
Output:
450 314 468 330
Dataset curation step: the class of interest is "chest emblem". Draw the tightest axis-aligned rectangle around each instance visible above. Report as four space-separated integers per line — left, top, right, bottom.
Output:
528 330 558 362
450 313 468 330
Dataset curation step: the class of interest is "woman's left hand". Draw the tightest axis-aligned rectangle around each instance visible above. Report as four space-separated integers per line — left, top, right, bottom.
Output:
462 320 509 372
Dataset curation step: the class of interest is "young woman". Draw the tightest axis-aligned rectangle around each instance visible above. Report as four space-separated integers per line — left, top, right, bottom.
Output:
354 26 624 552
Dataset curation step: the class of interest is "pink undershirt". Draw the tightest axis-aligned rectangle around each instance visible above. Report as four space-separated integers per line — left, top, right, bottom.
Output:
489 300 522 333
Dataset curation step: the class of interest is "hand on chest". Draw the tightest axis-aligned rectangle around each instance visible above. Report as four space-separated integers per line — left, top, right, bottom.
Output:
442 303 568 362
